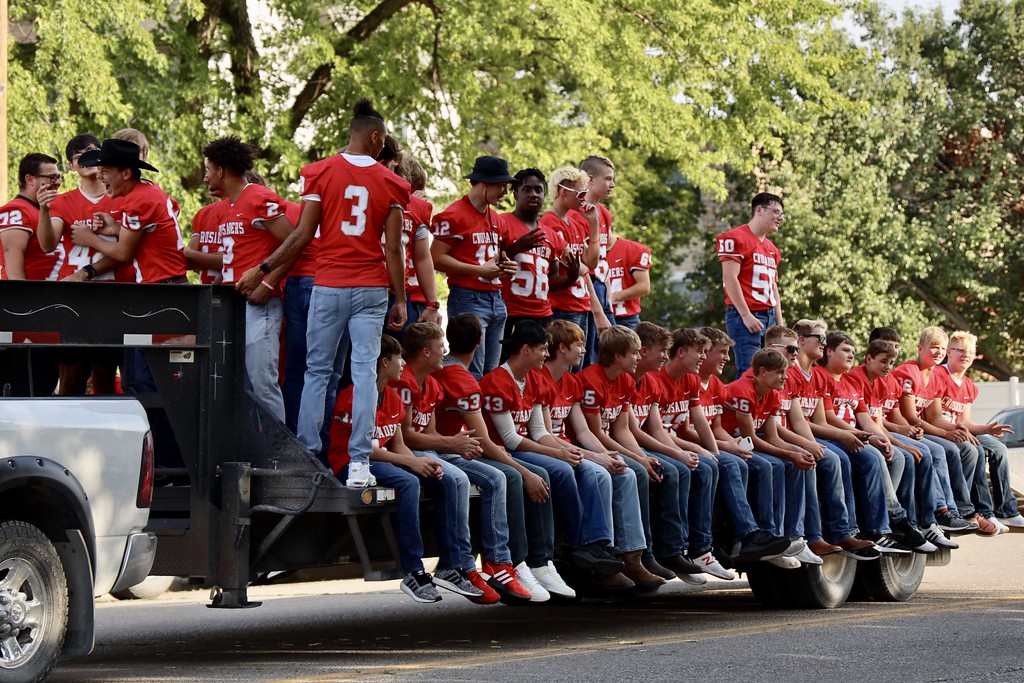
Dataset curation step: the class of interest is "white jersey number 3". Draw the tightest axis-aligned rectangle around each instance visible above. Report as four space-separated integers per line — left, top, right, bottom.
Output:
341 185 369 236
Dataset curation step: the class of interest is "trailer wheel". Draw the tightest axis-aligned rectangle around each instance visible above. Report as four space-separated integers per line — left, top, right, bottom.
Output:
744 564 790 608
786 553 857 609
0 521 69 683
855 553 925 602
111 575 176 601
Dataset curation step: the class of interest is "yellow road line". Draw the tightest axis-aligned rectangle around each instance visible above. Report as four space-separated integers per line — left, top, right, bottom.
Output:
271 594 1024 683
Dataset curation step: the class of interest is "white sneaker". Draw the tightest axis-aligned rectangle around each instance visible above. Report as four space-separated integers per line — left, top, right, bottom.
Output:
987 515 1010 535
995 513 1024 529
794 546 823 565
514 562 551 602
531 561 576 599
784 538 807 557
766 555 801 569
691 551 735 580
346 461 376 488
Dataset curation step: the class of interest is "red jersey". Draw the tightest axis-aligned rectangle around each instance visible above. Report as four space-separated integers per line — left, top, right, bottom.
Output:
848 365 886 420
535 366 582 441
606 237 651 318
284 201 319 278
931 365 978 423
301 153 410 288
891 360 941 418
720 376 781 437
400 195 433 303
191 199 228 284
716 224 781 312
786 365 824 420
541 210 591 312
657 368 701 436
697 374 727 424
434 362 483 437
50 188 114 280
107 182 186 283
499 213 567 318
390 365 444 433
817 369 868 428
629 372 662 428
479 366 543 445
431 196 504 291
578 365 632 433
0 196 63 281
219 184 288 291
592 204 612 284
327 386 404 474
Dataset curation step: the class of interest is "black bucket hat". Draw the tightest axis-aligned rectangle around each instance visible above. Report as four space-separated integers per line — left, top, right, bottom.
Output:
79 139 159 173
464 155 514 183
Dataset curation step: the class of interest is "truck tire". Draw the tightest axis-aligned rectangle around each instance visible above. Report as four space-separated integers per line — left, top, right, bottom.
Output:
786 553 857 609
855 552 925 602
111 575 175 601
744 564 791 608
0 521 69 683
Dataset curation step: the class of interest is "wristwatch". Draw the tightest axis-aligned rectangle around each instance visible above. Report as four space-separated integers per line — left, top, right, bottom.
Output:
259 261 272 274
82 264 96 280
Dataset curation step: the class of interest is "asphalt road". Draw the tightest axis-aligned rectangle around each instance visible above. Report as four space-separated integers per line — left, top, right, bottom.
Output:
51 532 1024 683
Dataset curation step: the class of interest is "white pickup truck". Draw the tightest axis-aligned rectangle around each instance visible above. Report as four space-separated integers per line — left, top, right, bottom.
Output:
0 398 157 683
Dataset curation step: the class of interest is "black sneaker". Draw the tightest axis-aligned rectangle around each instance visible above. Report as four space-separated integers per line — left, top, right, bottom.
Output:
432 567 485 598
641 554 677 581
868 533 913 554
890 518 938 553
936 509 979 534
401 571 442 603
656 554 707 585
737 530 791 561
571 542 625 576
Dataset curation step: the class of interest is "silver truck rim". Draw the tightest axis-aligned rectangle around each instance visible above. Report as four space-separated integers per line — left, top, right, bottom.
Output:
0 557 46 669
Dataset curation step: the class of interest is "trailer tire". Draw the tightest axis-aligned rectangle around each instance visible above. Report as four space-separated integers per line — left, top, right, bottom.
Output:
0 521 69 683
785 553 857 609
855 552 925 602
744 564 790 608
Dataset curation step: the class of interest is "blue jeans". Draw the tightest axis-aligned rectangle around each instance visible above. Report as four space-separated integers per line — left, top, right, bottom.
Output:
892 434 940 527
924 435 976 516
446 286 506 380
551 309 590 372
499 458 555 567
587 278 615 366
955 439 992 516
511 451 611 547
283 276 313 433
297 286 387 459
757 453 808 538
631 451 684 560
824 440 894 535
433 452 512 565
689 454 718 552
725 305 776 378
244 298 286 422
616 314 640 330
714 451 760 540
597 459 646 554
812 445 855 543
978 434 1017 518
749 452 785 534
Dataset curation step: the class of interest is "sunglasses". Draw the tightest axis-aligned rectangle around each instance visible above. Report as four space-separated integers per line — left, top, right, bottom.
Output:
801 334 826 345
558 184 588 200
771 343 800 354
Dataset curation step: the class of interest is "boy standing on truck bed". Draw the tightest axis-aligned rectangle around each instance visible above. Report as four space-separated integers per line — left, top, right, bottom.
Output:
235 99 410 488
328 334 485 603
1 153 65 281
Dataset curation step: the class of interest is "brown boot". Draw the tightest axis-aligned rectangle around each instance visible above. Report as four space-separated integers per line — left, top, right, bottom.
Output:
593 570 635 591
620 550 666 588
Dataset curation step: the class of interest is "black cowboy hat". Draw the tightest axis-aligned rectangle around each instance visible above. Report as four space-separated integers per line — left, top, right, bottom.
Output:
463 155 514 183
79 139 159 173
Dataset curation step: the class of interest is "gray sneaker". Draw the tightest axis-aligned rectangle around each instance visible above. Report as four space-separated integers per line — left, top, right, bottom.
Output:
401 571 442 603
432 568 485 598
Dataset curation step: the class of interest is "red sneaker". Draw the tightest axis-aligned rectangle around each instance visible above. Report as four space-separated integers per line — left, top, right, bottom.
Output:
465 569 500 604
482 561 532 604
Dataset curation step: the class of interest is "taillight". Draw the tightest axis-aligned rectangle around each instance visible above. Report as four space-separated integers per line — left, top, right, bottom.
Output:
136 430 155 508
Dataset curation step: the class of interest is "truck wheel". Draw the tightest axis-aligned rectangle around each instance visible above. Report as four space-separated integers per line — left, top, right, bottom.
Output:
786 553 857 609
0 521 69 683
744 564 790 608
855 552 925 602
111 575 175 601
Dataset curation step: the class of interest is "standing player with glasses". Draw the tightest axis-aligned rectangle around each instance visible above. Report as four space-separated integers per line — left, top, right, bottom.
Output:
430 156 519 379
236 98 410 487
718 192 785 377
1 153 65 282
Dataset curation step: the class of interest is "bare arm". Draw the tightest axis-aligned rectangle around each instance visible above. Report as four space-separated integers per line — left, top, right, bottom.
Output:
609 269 650 303
0 231 29 279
